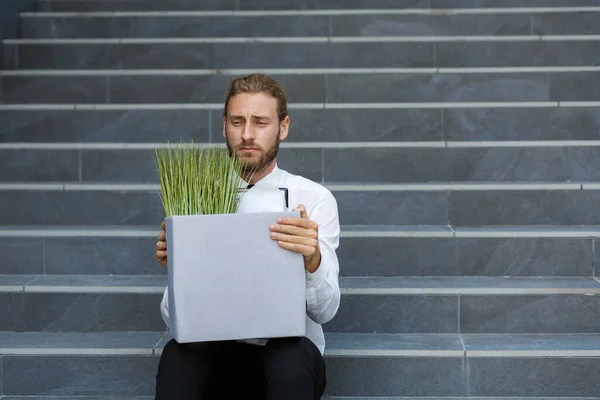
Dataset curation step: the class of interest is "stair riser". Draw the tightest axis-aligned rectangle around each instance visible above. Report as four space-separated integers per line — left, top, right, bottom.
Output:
2 292 600 333
3 72 600 104
4 42 600 70
432 0 600 7
0 148 325 183
3 236 594 277
4 189 600 226
36 0 427 12
21 15 331 39
0 292 457 333
4 147 600 183
0 398 151 400
0 108 443 143
2 108 599 143
2 354 600 397
34 0 600 11
21 14 600 39
328 356 600 397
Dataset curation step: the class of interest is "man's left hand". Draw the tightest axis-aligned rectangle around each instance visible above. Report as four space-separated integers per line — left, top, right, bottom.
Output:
270 204 321 273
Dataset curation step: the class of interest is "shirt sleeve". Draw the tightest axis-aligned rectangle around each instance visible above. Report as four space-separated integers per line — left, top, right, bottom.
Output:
304 189 341 325
160 286 170 329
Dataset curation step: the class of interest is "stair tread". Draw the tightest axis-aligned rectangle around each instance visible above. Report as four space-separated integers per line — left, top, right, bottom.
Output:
1 398 598 400
0 331 166 353
2 275 600 295
462 333 600 352
4 224 600 235
2 331 600 357
341 276 600 292
0 397 154 400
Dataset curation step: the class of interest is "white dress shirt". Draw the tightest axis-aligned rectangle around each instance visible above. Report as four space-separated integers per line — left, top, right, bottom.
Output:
160 164 341 355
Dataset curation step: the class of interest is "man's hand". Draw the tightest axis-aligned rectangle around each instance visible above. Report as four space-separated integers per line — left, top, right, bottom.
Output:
270 204 321 273
155 221 168 269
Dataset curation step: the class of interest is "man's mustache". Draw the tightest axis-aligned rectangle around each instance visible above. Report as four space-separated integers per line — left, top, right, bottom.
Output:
235 142 262 151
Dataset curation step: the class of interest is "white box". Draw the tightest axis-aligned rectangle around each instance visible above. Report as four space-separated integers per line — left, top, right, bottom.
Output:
165 211 306 343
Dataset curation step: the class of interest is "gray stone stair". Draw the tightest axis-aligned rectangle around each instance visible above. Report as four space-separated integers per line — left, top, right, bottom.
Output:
4 146 600 182
2 226 596 276
5 39 600 70
2 105 600 142
3 2 600 398
2 398 599 400
2 275 600 334
4 70 600 103
6 185 600 226
2 331 600 397
1 398 600 400
17 12 600 38
31 0 600 12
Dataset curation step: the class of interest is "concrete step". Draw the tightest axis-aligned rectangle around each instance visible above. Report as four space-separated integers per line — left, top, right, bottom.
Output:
3 146 600 183
4 274 600 295
5 398 596 400
1 331 600 397
5 185 600 226
1 104 599 143
33 0 600 12
1 398 599 400
2 275 600 334
4 71 600 103
1 225 596 277
20 12 600 39
4 39 600 70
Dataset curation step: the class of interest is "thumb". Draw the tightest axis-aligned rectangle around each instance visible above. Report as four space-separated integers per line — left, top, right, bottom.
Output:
293 204 308 219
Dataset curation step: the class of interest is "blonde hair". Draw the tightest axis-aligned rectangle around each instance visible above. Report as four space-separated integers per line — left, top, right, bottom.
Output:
223 73 288 122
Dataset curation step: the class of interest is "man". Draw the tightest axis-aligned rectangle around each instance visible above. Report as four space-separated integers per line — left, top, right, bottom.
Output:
153 73 341 400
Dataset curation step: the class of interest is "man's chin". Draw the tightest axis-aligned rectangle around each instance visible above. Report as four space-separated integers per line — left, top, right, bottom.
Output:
235 154 262 171
236 152 259 164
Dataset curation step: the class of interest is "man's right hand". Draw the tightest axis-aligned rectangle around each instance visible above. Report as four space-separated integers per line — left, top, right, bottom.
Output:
155 221 168 269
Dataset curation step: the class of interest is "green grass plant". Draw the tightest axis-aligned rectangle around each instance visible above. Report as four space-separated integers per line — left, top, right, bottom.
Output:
154 142 254 217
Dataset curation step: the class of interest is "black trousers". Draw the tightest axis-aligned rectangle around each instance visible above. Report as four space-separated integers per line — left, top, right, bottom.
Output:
155 336 326 400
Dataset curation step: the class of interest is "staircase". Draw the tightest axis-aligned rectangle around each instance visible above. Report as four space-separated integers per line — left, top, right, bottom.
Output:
3 0 600 398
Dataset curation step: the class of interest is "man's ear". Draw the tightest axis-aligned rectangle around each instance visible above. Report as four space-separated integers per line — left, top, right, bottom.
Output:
279 115 290 141
222 116 227 138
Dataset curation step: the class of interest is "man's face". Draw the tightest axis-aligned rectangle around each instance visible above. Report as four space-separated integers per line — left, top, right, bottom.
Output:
223 92 289 174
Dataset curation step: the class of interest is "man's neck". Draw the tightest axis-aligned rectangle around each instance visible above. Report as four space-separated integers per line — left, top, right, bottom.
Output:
245 160 277 185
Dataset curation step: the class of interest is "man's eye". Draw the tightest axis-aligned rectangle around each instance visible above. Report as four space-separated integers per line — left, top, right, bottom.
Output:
256 121 266 126
232 121 242 126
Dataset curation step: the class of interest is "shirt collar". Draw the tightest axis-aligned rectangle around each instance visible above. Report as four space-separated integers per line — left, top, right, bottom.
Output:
244 164 282 188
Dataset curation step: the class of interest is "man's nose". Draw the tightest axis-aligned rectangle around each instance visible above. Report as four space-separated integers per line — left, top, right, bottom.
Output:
241 122 255 140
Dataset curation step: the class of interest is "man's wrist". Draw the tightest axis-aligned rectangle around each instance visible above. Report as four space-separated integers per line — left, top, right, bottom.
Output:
305 252 322 274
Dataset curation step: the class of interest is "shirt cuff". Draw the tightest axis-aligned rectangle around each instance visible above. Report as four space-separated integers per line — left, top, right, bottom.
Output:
305 259 327 287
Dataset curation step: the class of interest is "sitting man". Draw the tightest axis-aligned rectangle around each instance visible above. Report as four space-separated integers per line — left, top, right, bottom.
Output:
154 73 341 400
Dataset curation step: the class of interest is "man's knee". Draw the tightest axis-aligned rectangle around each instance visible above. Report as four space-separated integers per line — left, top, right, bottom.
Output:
156 339 223 394
157 339 186 372
263 337 325 387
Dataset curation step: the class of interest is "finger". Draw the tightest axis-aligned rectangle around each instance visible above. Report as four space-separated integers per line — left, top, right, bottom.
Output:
156 241 166 250
156 250 167 259
158 231 166 241
271 232 318 248
275 217 316 230
270 223 317 239
276 241 315 257
161 221 165 230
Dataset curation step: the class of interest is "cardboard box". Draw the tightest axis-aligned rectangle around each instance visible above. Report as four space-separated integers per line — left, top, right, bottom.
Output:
166 211 306 343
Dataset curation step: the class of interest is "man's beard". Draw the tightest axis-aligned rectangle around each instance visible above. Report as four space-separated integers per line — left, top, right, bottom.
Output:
225 128 280 176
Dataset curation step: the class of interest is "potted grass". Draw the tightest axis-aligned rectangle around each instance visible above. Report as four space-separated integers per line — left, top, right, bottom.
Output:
155 142 248 217
154 142 306 344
